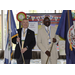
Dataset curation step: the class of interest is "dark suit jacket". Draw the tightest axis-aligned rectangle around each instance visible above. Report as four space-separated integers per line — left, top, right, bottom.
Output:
12 28 36 59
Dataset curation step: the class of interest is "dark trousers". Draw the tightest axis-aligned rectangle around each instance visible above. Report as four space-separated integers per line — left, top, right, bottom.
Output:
16 55 30 64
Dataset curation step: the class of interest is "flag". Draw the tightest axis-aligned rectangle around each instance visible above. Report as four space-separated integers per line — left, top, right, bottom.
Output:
4 10 18 64
56 10 75 64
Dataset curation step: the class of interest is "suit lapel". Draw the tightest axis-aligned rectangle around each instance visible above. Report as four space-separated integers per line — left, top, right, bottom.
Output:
42 25 48 39
18 28 22 38
19 28 22 46
24 29 28 42
50 26 52 42
50 26 55 41
24 29 30 45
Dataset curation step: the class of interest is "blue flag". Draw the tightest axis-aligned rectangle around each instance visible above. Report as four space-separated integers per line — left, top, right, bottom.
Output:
10 10 18 38
56 10 75 64
4 10 18 64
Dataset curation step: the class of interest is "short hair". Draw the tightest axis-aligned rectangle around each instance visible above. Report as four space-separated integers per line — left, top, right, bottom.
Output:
22 18 29 21
21 18 29 25
43 17 50 22
22 18 29 22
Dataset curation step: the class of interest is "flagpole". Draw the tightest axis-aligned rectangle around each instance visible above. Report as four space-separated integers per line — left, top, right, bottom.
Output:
67 10 70 28
67 10 73 51
17 36 25 64
4 10 10 64
7 10 10 33
46 35 56 64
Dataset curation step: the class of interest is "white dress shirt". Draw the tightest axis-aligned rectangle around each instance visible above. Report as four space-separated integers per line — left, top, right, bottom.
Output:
45 26 51 33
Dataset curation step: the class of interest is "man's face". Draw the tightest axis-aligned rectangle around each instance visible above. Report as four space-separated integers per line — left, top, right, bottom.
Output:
22 20 29 28
44 17 51 27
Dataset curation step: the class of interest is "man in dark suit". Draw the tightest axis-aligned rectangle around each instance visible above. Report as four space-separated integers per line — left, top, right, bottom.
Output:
12 18 36 64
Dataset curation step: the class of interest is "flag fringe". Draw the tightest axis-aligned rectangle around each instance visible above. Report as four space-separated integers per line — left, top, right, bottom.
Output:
11 33 18 39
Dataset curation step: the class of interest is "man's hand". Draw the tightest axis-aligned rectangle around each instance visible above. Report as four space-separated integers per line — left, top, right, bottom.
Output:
16 37 20 42
45 50 50 57
21 47 27 53
53 38 57 43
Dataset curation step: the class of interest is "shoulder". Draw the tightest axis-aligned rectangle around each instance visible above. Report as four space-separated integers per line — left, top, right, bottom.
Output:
38 25 45 32
27 29 35 34
51 26 57 30
17 28 22 31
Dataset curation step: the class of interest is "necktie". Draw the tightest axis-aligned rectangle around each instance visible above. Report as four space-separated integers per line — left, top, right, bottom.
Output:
22 29 25 49
47 27 50 39
47 27 51 45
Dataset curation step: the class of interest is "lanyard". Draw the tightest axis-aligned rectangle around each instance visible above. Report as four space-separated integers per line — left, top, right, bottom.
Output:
21 28 27 41
22 28 27 35
45 27 51 39
45 27 51 44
